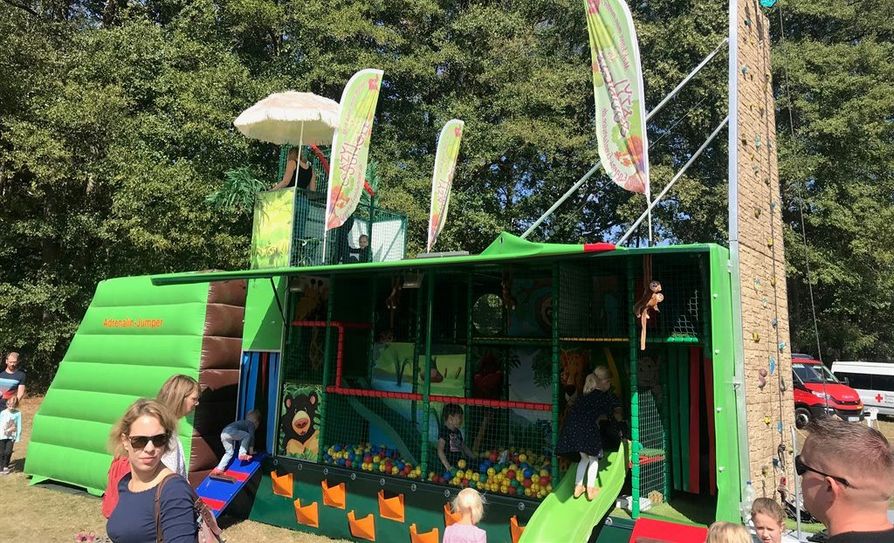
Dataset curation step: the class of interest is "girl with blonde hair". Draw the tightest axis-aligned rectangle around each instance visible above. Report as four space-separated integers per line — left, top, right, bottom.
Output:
705 521 751 543
156 374 200 477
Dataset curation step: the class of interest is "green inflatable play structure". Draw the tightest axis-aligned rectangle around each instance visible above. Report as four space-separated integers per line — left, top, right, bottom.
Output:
24 275 246 494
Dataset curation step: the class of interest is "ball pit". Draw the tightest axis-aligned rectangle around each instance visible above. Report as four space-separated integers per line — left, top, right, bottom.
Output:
323 443 423 479
322 444 554 499
426 448 553 499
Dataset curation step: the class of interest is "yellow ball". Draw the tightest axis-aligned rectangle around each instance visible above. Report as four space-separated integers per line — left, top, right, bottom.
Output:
518 454 527 463
472 473 480 481
524 488 532 497
487 467 495 476
531 474 540 484
457 459 467 469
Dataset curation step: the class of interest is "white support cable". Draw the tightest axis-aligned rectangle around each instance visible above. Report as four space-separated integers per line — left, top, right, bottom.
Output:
521 37 730 239
617 116 729 245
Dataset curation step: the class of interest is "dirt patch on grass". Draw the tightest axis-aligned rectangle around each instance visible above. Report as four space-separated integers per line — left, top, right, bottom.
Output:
3 396 348 542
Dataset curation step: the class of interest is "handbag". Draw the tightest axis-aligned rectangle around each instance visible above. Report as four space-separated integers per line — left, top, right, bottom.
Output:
155 473 224 543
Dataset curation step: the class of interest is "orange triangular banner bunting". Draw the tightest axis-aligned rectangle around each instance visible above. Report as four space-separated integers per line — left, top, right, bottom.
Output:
377 490 405 523
270 471 293 498
409 523 439 543
294 499 319 528
322 479 346 509
348 510 376 541
510 515 525 543
444 502 462 526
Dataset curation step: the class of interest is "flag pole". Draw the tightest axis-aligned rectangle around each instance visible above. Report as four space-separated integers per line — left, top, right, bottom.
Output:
618 116 729 246
521 37 728 240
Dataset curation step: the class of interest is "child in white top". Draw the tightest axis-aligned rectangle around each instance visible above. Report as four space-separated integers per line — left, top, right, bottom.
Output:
443 488 487 543
0 395 23 474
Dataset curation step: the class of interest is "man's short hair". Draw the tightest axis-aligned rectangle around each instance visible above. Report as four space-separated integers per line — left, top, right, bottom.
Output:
805 417 894 499
6 352 19 360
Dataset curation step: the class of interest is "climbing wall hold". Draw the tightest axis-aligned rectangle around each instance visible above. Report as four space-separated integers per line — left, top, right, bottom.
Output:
777 341 786 352
769 356 776 374
752 331 761 343
767 238 774 248
758 368 768 390
771 318 778 328
763 416 772 426
754 135 762 149
779 376 787 392
770 276 776 287
754 207 762 219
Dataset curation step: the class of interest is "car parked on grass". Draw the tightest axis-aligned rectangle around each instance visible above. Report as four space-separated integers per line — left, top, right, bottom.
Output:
792 354 863 429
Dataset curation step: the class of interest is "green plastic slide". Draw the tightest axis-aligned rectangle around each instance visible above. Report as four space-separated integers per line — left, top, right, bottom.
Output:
24 276 213 495
519 442 628 543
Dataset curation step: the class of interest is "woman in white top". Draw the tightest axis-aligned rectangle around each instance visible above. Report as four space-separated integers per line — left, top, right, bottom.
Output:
155 374 200 477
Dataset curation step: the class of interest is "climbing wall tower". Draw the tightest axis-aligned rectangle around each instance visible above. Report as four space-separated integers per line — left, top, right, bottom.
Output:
728 0 796 501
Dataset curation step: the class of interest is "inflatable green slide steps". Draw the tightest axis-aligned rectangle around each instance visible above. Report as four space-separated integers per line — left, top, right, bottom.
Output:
24 275 223 495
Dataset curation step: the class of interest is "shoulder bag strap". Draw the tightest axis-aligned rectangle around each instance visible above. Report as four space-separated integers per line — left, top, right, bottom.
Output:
154 473 179 543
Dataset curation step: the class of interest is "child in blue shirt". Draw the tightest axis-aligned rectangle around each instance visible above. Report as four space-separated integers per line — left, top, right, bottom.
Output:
0 394 23 474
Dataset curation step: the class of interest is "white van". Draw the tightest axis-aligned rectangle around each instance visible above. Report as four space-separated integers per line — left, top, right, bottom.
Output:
831 361 894 416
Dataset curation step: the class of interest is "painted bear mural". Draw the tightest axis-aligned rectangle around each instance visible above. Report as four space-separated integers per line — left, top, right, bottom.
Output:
281 391 320 458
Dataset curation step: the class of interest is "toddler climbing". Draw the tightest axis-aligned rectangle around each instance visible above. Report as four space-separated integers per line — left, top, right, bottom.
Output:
211 409 261 476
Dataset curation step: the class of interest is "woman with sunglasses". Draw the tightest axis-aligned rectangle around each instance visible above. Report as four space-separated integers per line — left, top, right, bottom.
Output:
107 399 198 543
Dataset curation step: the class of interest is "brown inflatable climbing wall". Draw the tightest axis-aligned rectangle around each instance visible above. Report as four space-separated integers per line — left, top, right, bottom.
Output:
189 280 247 487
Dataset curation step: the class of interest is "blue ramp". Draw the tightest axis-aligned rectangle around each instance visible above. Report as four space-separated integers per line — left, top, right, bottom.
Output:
196 453 266 518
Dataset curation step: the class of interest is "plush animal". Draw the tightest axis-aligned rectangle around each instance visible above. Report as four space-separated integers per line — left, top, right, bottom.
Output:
282 392 319 457
638 289 664 350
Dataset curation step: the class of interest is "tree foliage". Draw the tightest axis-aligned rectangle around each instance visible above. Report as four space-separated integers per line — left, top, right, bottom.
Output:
0 0 890 384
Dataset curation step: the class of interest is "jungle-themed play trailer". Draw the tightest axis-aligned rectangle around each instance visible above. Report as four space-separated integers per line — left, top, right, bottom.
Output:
25 0 797 540
144 233 746 542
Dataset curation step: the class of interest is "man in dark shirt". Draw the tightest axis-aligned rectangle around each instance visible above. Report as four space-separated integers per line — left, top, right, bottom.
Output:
800 418 894 542
0 352 25 411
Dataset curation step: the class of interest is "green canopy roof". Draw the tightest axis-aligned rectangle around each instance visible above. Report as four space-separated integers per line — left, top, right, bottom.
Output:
151 232 620 286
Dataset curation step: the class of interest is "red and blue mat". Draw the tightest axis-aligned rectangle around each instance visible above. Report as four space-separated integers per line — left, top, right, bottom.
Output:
196 453 266 518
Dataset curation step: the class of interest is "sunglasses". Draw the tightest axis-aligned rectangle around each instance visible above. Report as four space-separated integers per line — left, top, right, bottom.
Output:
795 454 851 487
127 433 170 450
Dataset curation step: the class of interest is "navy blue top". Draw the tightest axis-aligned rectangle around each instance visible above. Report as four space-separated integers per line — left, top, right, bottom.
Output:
107 473 197 543
556 390 621 456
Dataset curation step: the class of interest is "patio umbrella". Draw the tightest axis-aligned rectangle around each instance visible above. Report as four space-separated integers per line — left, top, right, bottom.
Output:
233 91 340 146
